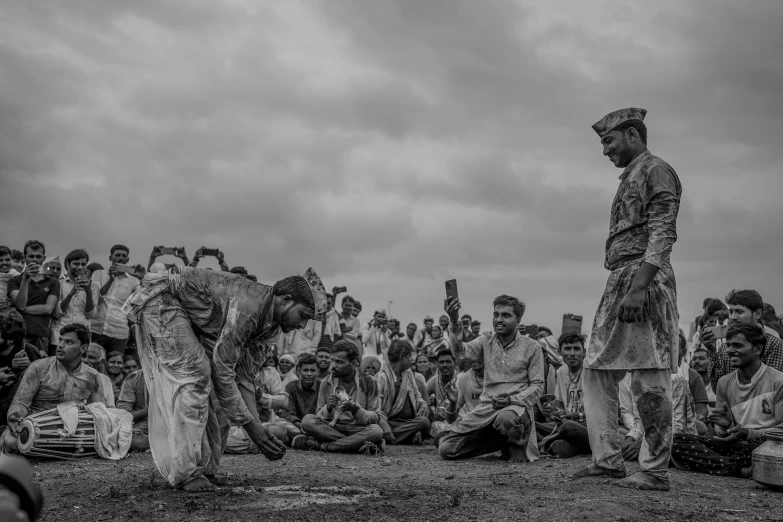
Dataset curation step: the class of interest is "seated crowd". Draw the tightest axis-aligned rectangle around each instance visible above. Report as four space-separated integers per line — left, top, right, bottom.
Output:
1 240 783 487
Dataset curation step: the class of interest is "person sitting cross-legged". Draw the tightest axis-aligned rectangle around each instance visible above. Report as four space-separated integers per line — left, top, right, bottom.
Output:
0 323 109 453
117 369 149 451
438 294 544 463
537 332 590 458
375 340 431 446
294 340 384 453
671 323 783 478
279 354 322 441
433 355 485 447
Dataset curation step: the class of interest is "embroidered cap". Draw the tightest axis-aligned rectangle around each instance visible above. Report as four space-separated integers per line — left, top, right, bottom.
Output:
303 267 328 322
591 107 647 137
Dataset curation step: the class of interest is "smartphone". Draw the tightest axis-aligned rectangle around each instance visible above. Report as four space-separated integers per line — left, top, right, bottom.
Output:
42 265 57 274
202 248 219 257
525 325 538 337
445 279 458 301
160 247 177 256
333 286 347 294
116 264 137 275
707 324 729 339
562 314 583 335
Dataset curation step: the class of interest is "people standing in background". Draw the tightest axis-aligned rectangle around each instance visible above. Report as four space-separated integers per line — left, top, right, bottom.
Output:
90 245 141 355
50 249 99 357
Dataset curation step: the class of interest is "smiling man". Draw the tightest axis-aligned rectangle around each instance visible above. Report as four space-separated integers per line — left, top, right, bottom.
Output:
577 108 682 491
671 323 783 477
122 266 327 493
440 294 544 464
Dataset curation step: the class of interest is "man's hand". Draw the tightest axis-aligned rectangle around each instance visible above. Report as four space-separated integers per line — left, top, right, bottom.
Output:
416 401 430 418
12 352 30 372
343 400 359 414
331 286 343 296
382 424 396 445
175 247 187 260
150 246 162 258
708 403 733 428
492 393 511 410
216 250 225 263
77 277 91 292
244 421 286 461
131 265 146 280
327 394 340 412
0 368 15 387
699 327 718 356
108 264 118 280
621 436 642 461
713 425 748 443
193 248 204 262
444 297 461 324
22 263 39 279
618 289 646 323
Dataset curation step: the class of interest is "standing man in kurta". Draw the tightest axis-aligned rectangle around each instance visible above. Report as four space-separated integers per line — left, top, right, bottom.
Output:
123 266 327 493
576 108 682 491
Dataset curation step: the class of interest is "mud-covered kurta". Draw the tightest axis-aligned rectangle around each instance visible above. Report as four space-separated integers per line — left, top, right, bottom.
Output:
587 150 682 372
122 267 280 487
447 327 544 434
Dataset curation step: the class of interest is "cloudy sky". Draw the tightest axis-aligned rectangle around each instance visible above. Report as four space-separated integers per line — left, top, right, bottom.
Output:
2 0 782 335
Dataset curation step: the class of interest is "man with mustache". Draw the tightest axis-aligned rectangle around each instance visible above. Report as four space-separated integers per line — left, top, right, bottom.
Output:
577 108 682 491
122 266 327 493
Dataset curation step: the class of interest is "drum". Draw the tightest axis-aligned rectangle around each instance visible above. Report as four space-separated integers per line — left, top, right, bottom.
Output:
17 406 97 459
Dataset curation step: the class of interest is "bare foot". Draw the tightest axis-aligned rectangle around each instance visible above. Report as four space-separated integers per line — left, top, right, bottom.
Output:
206 475 228 486
617 472 670 491
181 476 217 493
499 445 511 461
571 463 626 480
506 444 527 463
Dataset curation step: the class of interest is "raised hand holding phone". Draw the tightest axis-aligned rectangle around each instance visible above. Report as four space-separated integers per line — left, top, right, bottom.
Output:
444 279 460 323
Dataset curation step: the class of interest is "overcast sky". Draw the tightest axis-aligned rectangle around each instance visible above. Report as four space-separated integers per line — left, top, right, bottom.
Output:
2 0 782 335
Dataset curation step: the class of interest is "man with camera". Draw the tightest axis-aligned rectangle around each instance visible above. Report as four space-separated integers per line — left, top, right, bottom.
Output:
90 245 142 355
7 241 61 357
49 249 100 357
698 289 783 390
188 247 230 272
362 309 391 362
147 246 191 271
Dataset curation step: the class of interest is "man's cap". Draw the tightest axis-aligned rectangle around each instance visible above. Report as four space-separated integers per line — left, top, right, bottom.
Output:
423 314 434 322
302 267 328 322
374 309 387 316
591 107 647 137
471 320 481 326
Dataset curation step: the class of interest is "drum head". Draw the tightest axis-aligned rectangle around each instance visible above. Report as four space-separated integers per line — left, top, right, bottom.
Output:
17 419 36 453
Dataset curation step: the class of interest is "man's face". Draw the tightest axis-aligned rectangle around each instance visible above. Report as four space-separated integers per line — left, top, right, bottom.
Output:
58 332 86 364
728 304 757 326
43 261 62 279
124 358 139 375
67 257 88 279
437 355 455 378
0 254 11 274
703 315 719 328
690 351 710 373
316 350 331 371
471 323 481 335
110 249 129 265
330 351 354 379
341 299 354 316
83 345 102 368
277 298 314 333
561 342 585 371
326 295 333 309
406 324 416 338
439 316 450 331
299 363 318 386
25 248 45 266
493 305 519 336
424 320 433 333
536 330 551 341
470 358 484 373
601 129 634 168
461 317 471 330
352 305 361 318
725 334 761 369
374 313 387 328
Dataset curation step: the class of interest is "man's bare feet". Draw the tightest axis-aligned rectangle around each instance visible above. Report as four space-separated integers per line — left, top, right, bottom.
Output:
617 472 670 491
501 444 526 463
499 445 511 461
181 476 217 493
205 475 228 487
571 463 626 480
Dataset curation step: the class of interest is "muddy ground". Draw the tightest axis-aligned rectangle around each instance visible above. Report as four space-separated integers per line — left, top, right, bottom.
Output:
33 445 782 522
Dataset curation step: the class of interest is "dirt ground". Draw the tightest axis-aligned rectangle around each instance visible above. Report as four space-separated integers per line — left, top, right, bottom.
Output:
33 445 783 522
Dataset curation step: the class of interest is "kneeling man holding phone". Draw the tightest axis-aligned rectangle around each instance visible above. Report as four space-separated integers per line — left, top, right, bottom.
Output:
439 280 544 463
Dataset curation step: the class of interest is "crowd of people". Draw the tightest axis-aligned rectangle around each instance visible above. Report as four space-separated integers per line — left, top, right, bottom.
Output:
0 239 781 489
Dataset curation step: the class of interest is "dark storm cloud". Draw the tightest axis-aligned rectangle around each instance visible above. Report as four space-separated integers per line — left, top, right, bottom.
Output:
1 0 781 331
